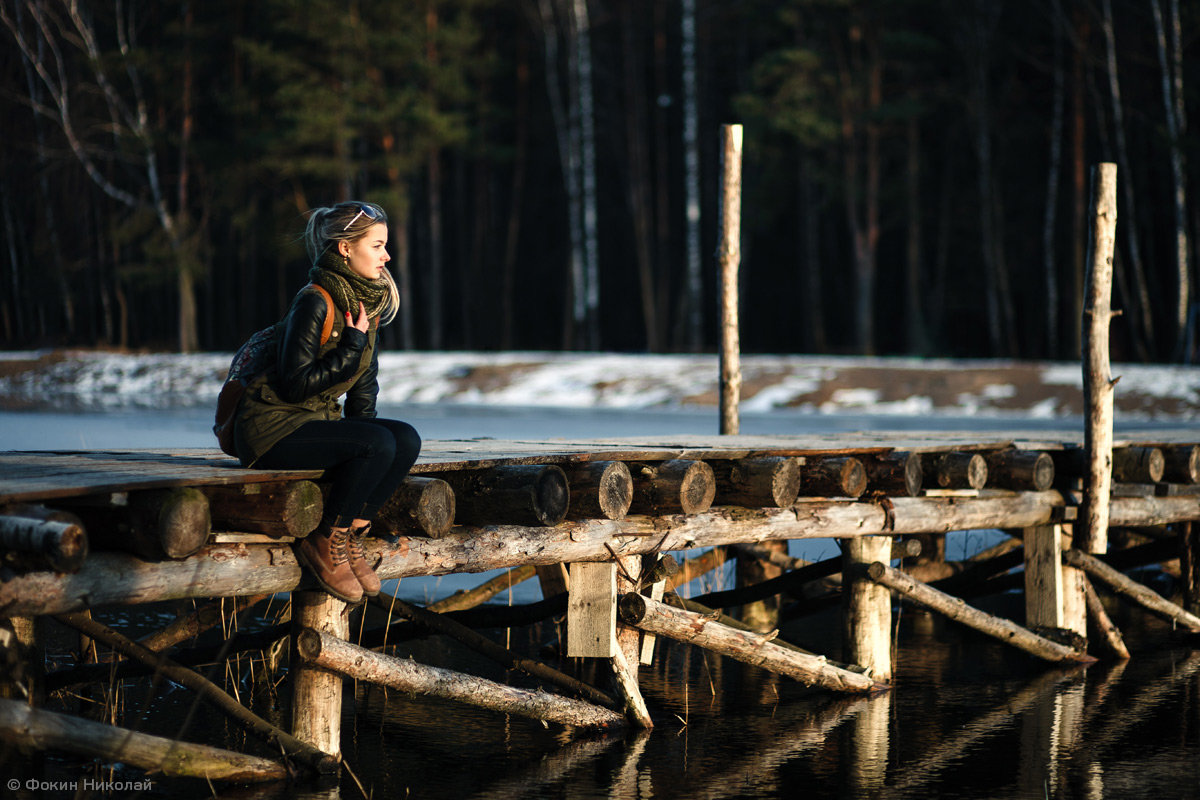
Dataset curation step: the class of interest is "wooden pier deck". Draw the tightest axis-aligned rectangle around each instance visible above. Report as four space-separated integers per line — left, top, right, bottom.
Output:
3 427 1200 783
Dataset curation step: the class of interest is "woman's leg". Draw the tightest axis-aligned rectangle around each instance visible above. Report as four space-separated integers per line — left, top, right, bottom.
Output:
252 419 400 527
353 418 422 522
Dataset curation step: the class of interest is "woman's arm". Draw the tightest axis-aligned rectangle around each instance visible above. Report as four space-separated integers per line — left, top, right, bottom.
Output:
275 292 366 403
344 344 380 418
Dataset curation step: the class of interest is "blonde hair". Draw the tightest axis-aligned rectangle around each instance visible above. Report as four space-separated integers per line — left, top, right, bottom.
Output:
304 201 399 325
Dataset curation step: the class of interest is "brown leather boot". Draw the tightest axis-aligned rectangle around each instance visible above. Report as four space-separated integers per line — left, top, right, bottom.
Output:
347 522 381 597
295 523 363 604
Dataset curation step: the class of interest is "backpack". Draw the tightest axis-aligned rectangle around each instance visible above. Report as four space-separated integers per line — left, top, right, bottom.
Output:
213 284 335 457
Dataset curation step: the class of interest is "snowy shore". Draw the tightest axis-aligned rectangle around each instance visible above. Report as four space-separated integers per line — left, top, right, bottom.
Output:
2 349 1199 421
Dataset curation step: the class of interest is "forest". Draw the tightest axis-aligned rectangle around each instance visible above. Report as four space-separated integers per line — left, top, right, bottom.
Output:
0 0 1195 363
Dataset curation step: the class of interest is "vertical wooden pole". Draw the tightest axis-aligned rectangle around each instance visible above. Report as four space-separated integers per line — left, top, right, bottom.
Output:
1080 162 1118 554
1181 522 1200 616
613 556 652 728
719 123 743 436
292 591 348 759
1024 524 1065 628
843 535 893 682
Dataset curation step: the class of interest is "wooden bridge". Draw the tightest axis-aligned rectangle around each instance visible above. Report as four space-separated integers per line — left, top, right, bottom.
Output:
2 428 1200 784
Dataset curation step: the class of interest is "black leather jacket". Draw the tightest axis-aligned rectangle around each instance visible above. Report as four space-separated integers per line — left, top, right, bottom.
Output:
233 287 379 465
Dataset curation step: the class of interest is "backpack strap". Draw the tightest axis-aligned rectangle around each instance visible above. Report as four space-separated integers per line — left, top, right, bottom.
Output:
304 284 336 346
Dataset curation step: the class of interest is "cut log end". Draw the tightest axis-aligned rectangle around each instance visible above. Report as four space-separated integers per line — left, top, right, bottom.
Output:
618 592 649 625
679 461 717 515
150 488 212 559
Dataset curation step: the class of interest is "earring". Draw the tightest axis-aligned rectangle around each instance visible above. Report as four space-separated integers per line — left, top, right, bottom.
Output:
343 254 349 268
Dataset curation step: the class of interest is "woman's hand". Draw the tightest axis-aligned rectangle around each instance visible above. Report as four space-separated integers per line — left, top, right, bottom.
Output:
346 301 369 333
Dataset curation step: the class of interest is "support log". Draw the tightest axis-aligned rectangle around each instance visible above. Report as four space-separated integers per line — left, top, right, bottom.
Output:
1163 445 1200 484
1182 522 1200 616
1062 547 1200 631
985 451 1055 491
367 592 616 708
861 452 923 497
0 698 288 783
924 452 987 490
205 480 323 538
10 492 1200 618
138 595 268 653
296 628 624 729
710 457 802 508
1082 576 1130 660
51 611 336 773
377 476 457 538
562 461 633 520
864 561 1094 663
0 511 87 573
803 456 867 498
291 591 348 761
429 564 537 613
617 593 882 694
844 536 893 682
1080 163 1119 552
628 459 716 515
718 123 743 436
442 465 569 527
66 488 210 560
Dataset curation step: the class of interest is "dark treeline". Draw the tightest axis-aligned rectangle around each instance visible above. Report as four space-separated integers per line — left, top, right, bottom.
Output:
0 0 1195 361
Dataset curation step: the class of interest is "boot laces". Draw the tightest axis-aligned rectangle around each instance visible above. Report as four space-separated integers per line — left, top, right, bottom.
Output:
328 528 351 566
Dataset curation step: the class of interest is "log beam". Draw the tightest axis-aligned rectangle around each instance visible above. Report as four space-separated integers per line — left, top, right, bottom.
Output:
0 510 87 573
442 465 569 527
865 561 1094 663
1062 547 1200 631
0 698 288 783
617 593 883 694
563 461 633 520
985 451 1055 491
5 492 1199 617
710 457 802 508
861 452 923 497
924 452 988 490
628 460 715 515
296 628 624 729
376 476 457 538
205 480 322 538
803 457 866 498
1163 445 1200 485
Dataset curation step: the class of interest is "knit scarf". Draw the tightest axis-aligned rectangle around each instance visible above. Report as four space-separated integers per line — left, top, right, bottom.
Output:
308 247 389 319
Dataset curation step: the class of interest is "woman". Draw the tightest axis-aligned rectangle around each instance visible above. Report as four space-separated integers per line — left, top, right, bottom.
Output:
233 201 421 604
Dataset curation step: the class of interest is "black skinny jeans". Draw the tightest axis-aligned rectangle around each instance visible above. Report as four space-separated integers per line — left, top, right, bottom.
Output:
253 417 421 529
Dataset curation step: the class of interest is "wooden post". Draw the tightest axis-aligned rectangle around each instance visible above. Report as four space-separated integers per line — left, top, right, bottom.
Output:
292 591 349 761
1024 524 1066 630
735 539 786 633
296 629 624 729
562 461 633 520
865 561 1095 663
1181 522 1200 616
1080 162 1118 554
566 562 617 657
0 699 288 783
844 535 893 683
205 480 323 538
618 593 882 693
718 123 743 436
376 476 456 538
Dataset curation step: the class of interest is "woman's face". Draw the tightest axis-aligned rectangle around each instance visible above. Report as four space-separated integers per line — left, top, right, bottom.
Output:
340 223 390 280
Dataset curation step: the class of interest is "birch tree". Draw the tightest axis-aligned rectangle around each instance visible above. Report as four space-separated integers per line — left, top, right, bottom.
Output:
0 0 202 352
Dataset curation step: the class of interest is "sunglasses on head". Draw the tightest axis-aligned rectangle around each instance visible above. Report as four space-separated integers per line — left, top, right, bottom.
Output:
343 203 381 230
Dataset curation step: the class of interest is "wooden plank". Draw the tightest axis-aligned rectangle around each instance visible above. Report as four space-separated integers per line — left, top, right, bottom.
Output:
1024 524 1064 629
566 562 617 658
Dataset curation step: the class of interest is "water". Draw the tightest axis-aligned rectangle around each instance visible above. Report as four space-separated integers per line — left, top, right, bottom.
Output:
2 406 1198 799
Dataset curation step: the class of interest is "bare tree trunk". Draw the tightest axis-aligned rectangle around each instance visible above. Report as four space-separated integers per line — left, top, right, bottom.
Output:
1044 1 1067 358
426 3 444 350
680 0 702 351
905 116 927 354
1069 6 1090 358
501 37 531 350
573 0 600 350
1151 0 1191 360
800 155 827 352
1100 0 1154 359
653 1 672 351
621 5 659 352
